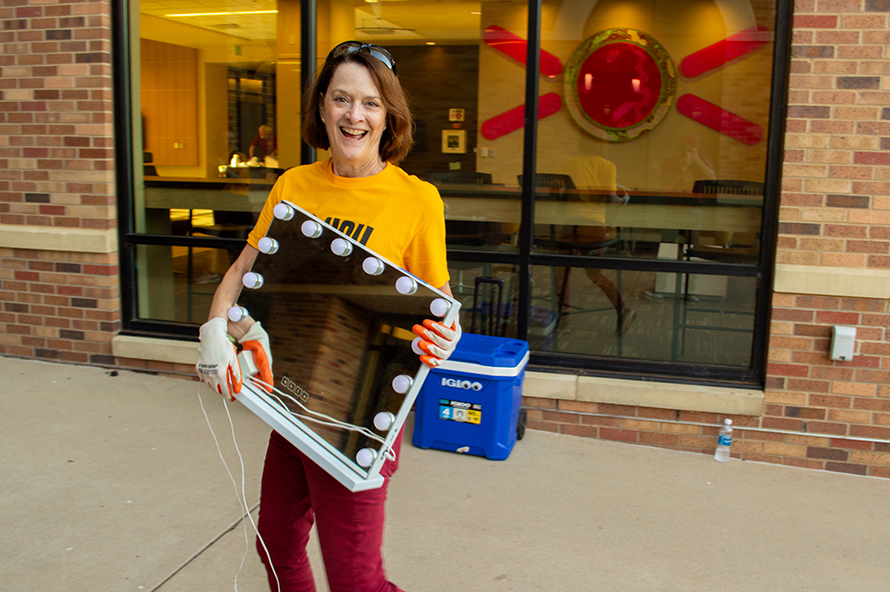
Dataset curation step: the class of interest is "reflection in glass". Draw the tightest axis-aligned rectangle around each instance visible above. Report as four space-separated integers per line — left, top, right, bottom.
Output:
234 202 459 477
536 0 775 268
137 244 234 323
383 23 525 253
129 0 778 379
447 261 519 340
532 266 755 367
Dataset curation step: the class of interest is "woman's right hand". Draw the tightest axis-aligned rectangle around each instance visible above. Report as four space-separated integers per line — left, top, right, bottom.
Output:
196 317 242 400
412 318 462 368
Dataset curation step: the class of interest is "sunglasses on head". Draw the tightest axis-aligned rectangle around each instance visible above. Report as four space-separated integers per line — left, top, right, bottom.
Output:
327 41 397 75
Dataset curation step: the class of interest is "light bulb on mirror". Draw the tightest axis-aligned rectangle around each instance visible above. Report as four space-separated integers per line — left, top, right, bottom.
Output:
395 276 417 295
356 447 377 468
331 238 353 257
227 305 248 323
362 256 385 276
412 337 424 356
392 374 413 394
373 412 395 432
257 237 279 254
430 298 449 318
242 272 264 289
273 202 294 221
301 220 323 238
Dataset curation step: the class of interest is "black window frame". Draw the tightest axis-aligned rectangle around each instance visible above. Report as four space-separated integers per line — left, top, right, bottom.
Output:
112 0 793 387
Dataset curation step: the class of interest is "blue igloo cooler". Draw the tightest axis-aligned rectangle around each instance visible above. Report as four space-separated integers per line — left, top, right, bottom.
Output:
412 333 529 460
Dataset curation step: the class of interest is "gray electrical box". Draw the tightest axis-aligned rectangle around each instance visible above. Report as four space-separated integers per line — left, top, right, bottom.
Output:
830 325 856 362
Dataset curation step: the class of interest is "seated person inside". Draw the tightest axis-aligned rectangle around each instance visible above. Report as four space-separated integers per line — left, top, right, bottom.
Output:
249 125 278 163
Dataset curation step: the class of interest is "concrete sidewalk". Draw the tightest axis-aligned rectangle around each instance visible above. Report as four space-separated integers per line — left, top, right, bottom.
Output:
2 355 889 592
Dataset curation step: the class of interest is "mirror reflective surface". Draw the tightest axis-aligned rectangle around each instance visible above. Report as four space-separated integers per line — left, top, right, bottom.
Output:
235 201 459 482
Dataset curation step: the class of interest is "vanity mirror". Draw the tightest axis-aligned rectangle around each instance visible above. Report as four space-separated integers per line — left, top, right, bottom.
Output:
232 200 460 491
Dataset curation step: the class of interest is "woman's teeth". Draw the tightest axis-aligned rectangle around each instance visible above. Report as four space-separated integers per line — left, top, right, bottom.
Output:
341 128 367 138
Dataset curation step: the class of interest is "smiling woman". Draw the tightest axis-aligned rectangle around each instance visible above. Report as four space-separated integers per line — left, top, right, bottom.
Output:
301 42 414 176
192 37 458 592
319 62 390 177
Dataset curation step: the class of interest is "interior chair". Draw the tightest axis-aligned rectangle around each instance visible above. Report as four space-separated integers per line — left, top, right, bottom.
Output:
517 172 580 254
192 168 285 241
517 173 575 197
428 171 495 294
427 171 493 248
427 171 492 186
687 179 764 264
428 171 521 245
693 179 765 195
225 166 287 181
675 179 764 355
253 167 286 180
519 173 624 341
518 171 584 254
143 152 158 177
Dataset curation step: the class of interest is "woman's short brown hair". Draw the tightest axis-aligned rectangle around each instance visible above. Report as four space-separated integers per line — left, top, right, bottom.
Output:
302 50 413 164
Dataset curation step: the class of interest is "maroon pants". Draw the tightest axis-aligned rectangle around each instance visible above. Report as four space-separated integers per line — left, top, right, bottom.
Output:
256 430 404 592
584 268 624 312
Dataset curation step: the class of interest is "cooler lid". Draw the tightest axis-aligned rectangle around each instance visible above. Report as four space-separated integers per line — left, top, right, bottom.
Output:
446 333 529 369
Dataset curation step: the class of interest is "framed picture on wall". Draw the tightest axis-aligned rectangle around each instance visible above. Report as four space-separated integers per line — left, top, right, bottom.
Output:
441 130 466 154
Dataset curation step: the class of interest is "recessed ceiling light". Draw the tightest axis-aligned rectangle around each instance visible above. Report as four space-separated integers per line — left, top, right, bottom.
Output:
426 41 436 45
470 11 481 15
166 10 278 17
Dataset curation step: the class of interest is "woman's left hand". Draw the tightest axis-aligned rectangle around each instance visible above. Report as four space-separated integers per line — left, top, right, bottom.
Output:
412 319 462 367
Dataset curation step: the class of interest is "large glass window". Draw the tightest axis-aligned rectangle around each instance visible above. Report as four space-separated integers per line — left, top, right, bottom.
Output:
129 0 530 322
120 0 784 383
131 0 284 323
528 0 776 370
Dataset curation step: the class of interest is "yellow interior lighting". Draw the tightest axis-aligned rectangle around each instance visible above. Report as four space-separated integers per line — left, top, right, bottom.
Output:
165 10 278 17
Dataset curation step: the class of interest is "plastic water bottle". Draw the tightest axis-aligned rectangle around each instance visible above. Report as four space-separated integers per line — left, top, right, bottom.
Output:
714 419 733 462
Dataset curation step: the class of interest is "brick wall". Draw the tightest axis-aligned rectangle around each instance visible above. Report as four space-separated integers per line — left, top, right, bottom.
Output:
523 392 890 478
782 0 889 257
771 0 890 476
0 0 121 366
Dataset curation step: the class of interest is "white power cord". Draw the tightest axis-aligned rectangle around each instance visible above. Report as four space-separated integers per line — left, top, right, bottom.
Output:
246 375 397 462
197 387 281 592
197 373 398 591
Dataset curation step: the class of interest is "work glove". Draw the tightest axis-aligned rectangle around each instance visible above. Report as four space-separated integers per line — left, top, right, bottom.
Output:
239 321 273 391
196 317 241 400
412 319 462 368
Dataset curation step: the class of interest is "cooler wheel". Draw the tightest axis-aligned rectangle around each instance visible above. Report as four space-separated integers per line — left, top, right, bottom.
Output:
516 408 527 441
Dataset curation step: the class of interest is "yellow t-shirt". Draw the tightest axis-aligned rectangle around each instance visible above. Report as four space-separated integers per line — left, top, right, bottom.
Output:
557 155 616 231
559 155 617 192
248 159 450 289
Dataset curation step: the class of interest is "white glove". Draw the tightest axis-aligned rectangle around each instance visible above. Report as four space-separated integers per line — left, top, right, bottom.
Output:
412 318 462 368
196 317 241 400
239 321 273 390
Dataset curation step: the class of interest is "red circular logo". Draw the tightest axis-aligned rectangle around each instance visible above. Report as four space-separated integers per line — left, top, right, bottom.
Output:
565 29 676 142
576 43 662 128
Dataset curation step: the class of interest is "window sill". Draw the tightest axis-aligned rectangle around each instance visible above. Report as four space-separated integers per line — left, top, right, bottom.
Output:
524 371 763 416
0 224 117 253
112 337 764 417
112 335 199 365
